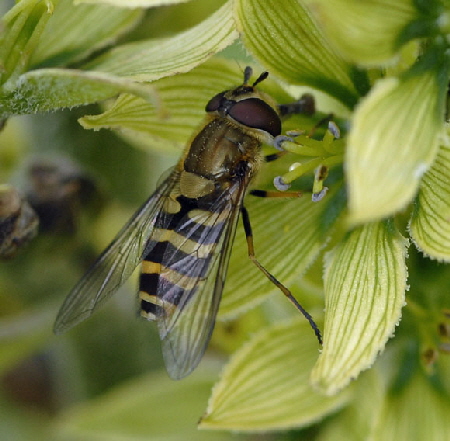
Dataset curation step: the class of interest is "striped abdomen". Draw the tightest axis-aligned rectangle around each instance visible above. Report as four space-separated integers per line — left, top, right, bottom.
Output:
138 192 230 321
138 118 259 322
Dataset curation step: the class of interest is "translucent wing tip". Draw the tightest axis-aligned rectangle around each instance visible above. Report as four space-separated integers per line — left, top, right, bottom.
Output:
53 306 91 335
163 348 203 380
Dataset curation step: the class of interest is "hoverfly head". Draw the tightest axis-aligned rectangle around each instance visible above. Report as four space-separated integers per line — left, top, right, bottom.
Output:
205 66 281 138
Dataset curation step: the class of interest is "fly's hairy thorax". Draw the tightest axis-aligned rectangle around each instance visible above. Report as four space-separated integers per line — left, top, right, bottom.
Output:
179 118 262 199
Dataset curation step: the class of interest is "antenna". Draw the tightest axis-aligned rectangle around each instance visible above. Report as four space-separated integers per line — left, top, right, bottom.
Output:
253 71 269 87
243 66 253 84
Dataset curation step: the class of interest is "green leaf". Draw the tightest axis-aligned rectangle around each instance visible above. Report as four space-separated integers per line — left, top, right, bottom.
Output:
409 140 450 261
30 0 143 68
306 0 417 66
0 0 54 86
219 192 326 320
83 0 237 81
0 406 48 441
371 373 450 440
234 0 364 108
347 52 449 224
53 368 237 441
0 69 156 117
0 306 53 375
79 58 292 153
201 318 351 431
311 221 408 394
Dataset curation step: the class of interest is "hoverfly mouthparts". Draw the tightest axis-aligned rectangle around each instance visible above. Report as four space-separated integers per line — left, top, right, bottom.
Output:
54 67 321 380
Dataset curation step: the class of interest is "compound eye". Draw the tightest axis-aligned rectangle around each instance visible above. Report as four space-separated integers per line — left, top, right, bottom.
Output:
228 98 281 137
205 92 226 112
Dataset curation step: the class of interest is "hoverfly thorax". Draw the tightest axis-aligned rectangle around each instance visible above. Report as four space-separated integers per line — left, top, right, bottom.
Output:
181 68 281 194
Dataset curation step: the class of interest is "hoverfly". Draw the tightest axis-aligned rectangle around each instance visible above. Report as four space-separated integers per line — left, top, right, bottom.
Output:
54 67 321 379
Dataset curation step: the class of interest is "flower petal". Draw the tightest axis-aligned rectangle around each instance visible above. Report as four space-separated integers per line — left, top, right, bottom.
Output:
317 368 385 441
409 139 450 261
0 0 53 85
347 54 448 224
311 221 408 394
200 318 351 431
53 369 230 441
75 0 191 6
30 0 143 68
307 0 417 66
79 58 292 153
83 0 237 81
234 0 363 108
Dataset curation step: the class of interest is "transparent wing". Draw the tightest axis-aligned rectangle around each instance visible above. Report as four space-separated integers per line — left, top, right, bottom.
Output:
54 170 180 334
158 179 246 379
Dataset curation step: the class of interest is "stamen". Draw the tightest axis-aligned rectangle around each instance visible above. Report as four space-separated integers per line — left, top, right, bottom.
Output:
274 175 290 191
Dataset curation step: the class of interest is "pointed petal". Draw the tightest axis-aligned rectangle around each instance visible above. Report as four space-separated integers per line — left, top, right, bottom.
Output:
79 58 292 153
53 369 232 441
410 140 450 261
75 0 191 6
0 0 53 85
311 221 408 394
347 52 449 224
83 1 237 81
234 0 363 108
200 319 351 431
307 0 417 66
30 0 143 67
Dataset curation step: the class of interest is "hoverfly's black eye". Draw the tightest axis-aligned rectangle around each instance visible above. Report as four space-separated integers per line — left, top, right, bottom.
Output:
228 98 281 137
205 92 226 112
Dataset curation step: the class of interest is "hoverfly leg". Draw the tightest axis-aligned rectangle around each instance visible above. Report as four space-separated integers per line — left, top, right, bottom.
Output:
278 93 315 117
249 189 302 198
240 206 322 345
264 150 288 162
307 114 334 138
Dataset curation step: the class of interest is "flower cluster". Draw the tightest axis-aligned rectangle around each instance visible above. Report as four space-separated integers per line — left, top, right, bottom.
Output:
1 0 450 439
